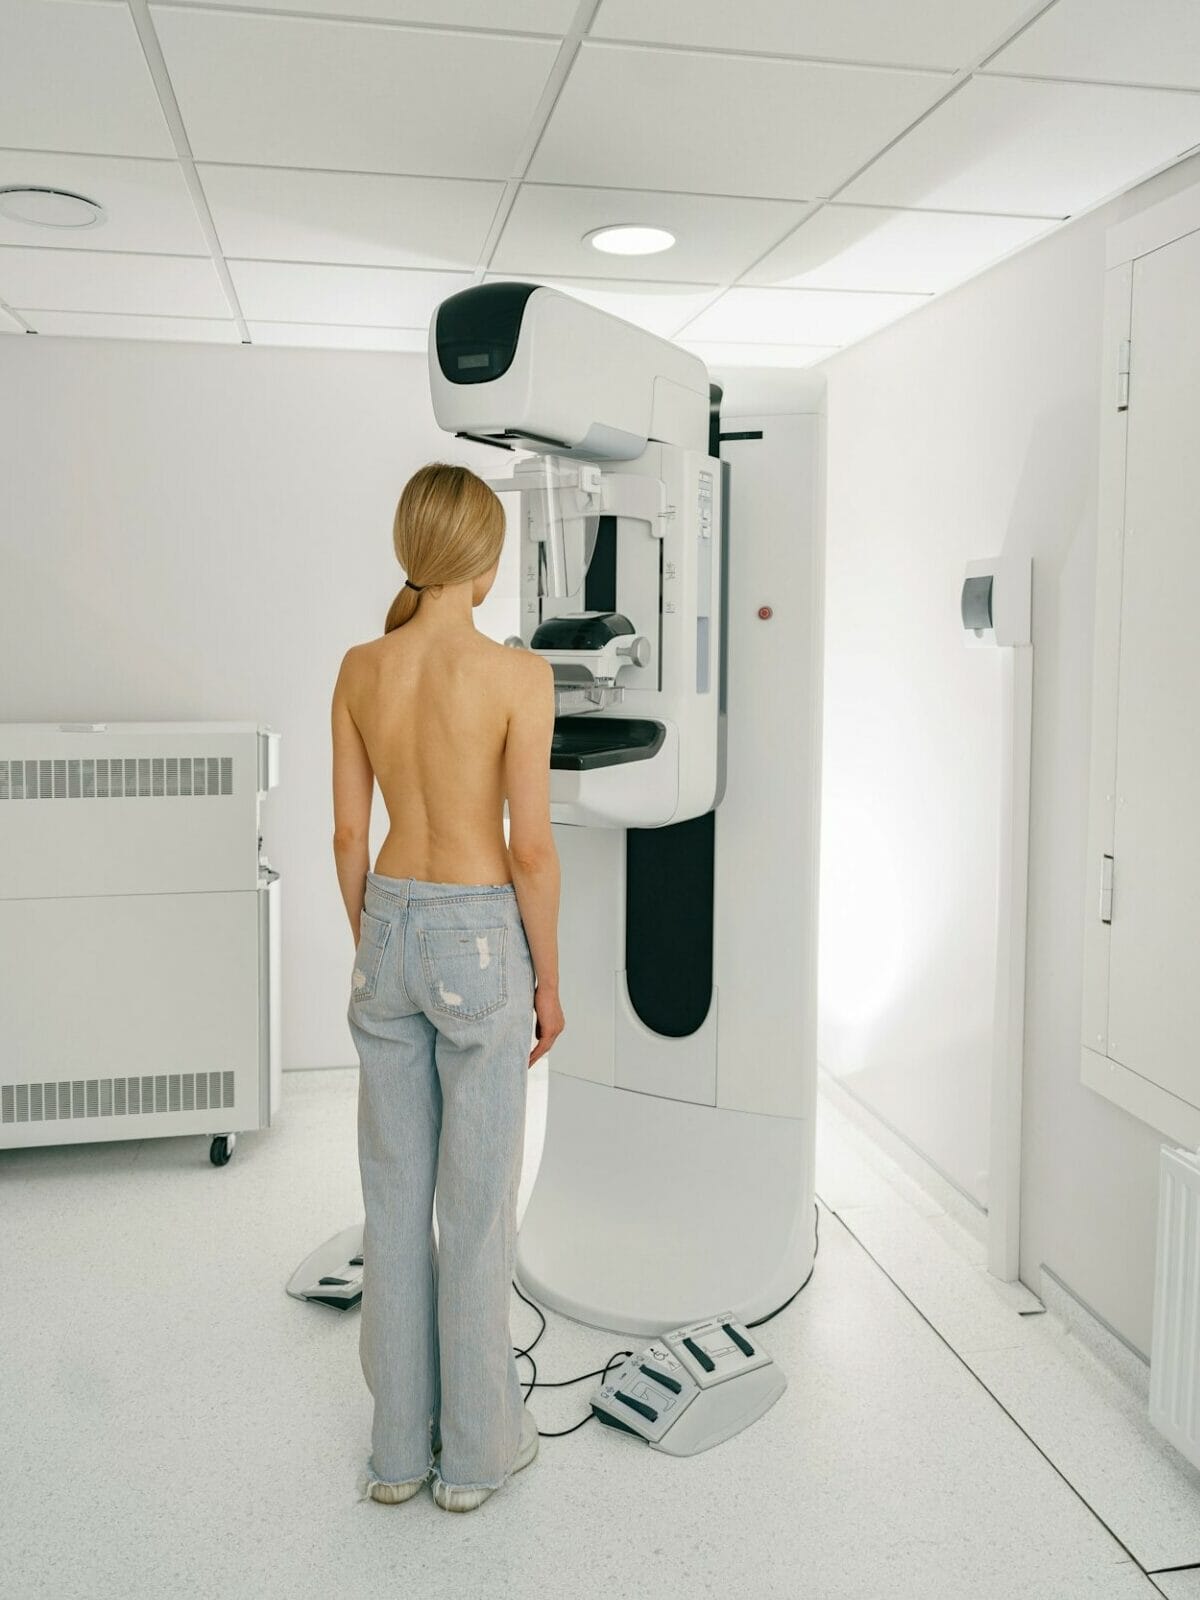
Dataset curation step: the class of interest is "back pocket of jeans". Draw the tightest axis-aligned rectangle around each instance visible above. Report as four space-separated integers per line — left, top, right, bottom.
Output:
419 926 508 1019
351 910 392 1002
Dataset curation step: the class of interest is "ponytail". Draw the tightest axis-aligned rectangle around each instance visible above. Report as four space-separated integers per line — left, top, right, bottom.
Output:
384 584 421 634
384 463 504 634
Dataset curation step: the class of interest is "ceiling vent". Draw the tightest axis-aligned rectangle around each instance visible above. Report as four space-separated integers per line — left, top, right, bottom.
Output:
0 186 106 229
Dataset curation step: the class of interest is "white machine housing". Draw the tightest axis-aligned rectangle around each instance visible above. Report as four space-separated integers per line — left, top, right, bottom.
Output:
430 281 709 461
0 721 281 1156
507 443 721 828
433 282 722 829
431 284 825 1339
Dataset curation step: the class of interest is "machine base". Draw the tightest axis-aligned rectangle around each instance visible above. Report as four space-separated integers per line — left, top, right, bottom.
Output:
516 1070 815 1336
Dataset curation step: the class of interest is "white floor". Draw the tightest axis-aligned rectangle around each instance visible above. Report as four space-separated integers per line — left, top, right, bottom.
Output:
3 1066 1199 1600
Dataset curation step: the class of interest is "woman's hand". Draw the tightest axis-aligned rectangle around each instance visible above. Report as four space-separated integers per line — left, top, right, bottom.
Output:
529 984 565 1068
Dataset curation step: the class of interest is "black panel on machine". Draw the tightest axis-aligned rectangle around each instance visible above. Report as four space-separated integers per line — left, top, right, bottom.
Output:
626 811 715 1038
550 718 664 771
435 282 539 385
584 515 618 613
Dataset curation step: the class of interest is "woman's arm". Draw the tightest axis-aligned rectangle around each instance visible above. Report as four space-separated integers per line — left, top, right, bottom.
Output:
331 648 374 942
504 652 564 1066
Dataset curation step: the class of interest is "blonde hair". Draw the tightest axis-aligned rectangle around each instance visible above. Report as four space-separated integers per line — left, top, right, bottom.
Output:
384 462 505 633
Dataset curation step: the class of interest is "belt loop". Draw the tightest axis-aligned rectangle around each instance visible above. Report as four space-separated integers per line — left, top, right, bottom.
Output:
365 872 408 912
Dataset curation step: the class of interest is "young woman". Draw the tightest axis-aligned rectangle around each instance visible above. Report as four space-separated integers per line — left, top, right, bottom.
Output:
330 461 564 1513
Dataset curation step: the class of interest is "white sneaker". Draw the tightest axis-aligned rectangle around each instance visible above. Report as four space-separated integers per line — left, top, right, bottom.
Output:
431 1407 539 1512
362 1468 430 1505
360 1426 440 1504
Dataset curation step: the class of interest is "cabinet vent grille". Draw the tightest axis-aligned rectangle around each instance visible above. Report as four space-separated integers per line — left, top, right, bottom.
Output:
2 1071 236 1123
0 756 233 800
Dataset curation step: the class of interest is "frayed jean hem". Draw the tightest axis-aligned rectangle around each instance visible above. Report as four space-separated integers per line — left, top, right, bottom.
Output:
431 1467 508 1494
356 1458 435 1503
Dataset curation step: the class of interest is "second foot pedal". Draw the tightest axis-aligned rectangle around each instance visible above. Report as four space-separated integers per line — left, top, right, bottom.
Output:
590 1312 785 1456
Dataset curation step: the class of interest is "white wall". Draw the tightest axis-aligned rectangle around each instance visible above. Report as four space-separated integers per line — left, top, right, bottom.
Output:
816 150 1200 1354
0 337 520 1072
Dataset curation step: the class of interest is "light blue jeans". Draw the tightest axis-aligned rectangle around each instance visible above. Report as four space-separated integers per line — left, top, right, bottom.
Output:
348 870 536 1494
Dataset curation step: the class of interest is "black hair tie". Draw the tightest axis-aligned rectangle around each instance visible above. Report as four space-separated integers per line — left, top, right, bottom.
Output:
404 579 425 592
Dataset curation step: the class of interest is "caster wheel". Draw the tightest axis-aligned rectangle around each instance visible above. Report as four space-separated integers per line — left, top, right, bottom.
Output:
210 1134 236 1166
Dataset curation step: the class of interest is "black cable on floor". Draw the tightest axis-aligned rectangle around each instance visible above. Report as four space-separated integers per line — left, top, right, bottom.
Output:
747 1203 820 1329
510 1202 820 1436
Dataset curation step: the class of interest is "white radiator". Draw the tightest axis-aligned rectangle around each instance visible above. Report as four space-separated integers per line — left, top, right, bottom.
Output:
1150 1145 1200 1468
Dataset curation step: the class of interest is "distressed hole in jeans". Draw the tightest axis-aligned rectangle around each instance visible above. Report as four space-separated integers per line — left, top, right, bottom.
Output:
438 980 464 1007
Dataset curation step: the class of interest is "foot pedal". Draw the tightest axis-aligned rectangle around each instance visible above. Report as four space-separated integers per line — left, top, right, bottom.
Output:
590 1312 785 1456
286 1223 365 1311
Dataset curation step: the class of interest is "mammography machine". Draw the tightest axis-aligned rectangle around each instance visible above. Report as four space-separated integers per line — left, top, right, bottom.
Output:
433 282 822 1336
293 286 825 1403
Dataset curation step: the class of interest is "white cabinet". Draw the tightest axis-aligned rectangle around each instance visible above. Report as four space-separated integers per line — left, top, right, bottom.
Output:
0 721 282 1164
1081 187 1200 1142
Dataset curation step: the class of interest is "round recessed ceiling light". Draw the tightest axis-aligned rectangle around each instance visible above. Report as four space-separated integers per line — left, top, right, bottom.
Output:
0 186 106 229
584 224 676 256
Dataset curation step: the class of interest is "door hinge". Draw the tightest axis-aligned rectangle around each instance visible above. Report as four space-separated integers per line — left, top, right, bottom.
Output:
1117 339 1131 411
1099 853 1114 923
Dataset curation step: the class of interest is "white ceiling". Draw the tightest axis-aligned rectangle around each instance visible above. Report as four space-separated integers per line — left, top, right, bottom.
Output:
1 0 1199 371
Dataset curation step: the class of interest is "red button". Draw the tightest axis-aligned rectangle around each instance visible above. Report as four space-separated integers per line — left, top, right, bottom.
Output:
758 606 773 620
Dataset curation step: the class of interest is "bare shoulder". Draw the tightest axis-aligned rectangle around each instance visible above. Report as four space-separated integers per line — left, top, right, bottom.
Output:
335 639 371 681
504 643 553 704
353 633 391 659
342 635 385 662
472 634 548 681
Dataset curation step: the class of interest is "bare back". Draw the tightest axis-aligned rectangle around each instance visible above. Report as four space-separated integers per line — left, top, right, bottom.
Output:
346 625 519 884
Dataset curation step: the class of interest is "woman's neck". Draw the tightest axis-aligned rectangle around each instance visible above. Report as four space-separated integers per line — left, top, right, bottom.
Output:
408 590 477 636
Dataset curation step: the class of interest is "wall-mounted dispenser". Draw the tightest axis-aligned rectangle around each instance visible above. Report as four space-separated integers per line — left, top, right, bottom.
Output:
961 552 1033 1281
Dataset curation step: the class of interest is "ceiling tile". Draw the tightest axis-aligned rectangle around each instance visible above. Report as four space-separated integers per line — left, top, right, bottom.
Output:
679 285 929 345
680 340 838 369
593 0 1036 72
985 0 1200 91
841 76 1200 215
0 150 209 256
190 0 575 28
492 184 812 282
0 0 174 158
246 322 427 351
747 204 1059 293
17 309 239 342
201 166 502 270
151 8 558 178
484 273 719 337
0 247 229 316
528 42 950 199
228 260 470 324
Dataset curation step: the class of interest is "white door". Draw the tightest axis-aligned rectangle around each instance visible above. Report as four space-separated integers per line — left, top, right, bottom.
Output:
1106 225 1200 1105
